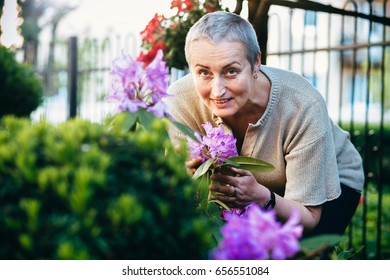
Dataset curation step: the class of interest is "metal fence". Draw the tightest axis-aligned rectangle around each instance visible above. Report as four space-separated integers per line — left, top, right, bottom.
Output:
33 32 187 123
262 0 389 259
33 32 140 123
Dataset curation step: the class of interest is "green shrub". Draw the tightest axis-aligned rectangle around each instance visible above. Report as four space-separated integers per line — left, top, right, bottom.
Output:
0 116 214 259
0 46 43 118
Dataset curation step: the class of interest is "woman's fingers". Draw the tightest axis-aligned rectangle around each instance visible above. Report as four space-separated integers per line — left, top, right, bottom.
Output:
209 183 235 196
229 166 252 176
210 170 241 186
185 157 204 175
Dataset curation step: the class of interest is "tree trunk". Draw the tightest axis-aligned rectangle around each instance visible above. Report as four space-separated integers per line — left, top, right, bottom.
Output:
234 0 271 65
0 0 5 41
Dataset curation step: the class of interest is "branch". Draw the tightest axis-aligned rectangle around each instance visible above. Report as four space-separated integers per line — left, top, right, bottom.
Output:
265 0 390 26
233 0 244 14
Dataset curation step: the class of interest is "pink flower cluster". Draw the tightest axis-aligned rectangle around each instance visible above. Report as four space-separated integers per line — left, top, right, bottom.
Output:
106 49 171 118
212 204 303 260
188 122 238 164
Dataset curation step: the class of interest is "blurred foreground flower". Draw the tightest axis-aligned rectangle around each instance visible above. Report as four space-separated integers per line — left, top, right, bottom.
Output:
212 204 303 260
106 49 171 119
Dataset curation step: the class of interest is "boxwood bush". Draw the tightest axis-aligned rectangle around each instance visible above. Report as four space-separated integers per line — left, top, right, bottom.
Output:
0 115 214 259
0 45 43 118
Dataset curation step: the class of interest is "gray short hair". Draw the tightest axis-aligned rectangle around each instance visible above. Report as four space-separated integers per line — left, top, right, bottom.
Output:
185 11 260 69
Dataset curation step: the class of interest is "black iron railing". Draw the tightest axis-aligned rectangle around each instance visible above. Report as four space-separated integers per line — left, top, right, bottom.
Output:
261 0 389 259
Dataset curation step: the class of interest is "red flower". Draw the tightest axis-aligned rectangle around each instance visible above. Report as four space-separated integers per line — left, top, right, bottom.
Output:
170 0 196 14
140 13 166 46
137 41 167 67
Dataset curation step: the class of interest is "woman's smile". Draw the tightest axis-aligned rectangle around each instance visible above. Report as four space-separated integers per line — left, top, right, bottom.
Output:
211 97 233 106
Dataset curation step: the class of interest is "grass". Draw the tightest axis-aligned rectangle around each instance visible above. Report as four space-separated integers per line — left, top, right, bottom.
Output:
344 183 390 259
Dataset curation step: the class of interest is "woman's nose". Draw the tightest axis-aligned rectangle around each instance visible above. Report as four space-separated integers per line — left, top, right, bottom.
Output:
211 77 226 97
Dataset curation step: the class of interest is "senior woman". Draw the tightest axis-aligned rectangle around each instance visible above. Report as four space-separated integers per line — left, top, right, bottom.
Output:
166 11 364 236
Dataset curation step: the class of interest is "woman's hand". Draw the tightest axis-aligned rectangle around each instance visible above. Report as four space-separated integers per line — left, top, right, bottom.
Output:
209 166 268 209
185 157 203 175
209 166 323 233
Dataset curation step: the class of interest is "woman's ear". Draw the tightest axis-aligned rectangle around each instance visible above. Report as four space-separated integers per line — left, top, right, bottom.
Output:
256 52 262 69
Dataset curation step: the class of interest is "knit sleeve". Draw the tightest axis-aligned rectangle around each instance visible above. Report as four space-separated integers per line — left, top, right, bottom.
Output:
269 70 343 205
284 127 342 205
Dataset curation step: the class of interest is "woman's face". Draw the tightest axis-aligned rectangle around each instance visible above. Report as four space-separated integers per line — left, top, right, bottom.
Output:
187 39 260 119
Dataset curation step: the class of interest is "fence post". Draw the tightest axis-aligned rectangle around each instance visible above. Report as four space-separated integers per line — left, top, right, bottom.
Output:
68 36 78 119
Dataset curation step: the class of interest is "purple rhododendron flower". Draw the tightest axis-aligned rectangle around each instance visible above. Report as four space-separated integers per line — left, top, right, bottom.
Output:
222 207 247 219
271 209 303 260
106 49 171 118
212 203 303 260
188 122 238 164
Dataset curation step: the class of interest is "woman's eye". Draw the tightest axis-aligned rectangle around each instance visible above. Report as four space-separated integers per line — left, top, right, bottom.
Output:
199 70 209 77
226 69 238 76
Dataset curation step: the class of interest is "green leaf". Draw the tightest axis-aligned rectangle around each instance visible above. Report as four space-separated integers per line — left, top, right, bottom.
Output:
197 173 210 204
206 201 222 218
122 111 138 131
220 158 241 167
172 121 200 143
229 156 274 172
335 245 363 260
209 199 230 211
206 203 224 244
192 158 213 180
137 110 156 129
336 250 355 260
110 111 137 132
300 234 345 250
